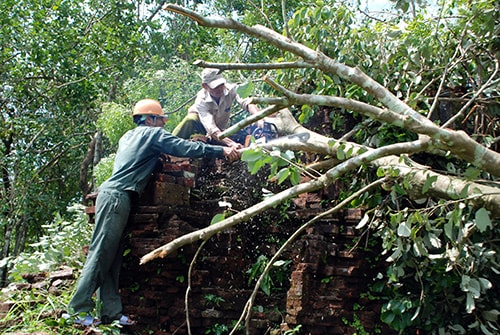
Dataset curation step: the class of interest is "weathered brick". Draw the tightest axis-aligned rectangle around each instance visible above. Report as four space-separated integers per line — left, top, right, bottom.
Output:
113 160 393 335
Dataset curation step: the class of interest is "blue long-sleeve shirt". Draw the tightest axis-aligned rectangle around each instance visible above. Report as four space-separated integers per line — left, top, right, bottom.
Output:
99 125 224 194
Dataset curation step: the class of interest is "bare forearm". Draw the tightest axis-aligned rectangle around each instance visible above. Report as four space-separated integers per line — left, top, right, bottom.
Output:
247 104 259 115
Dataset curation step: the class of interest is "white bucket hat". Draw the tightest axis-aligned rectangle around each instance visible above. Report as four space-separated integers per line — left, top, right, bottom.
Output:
201 68 226 89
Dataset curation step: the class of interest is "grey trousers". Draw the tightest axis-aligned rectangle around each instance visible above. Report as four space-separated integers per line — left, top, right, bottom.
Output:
68 188 132 319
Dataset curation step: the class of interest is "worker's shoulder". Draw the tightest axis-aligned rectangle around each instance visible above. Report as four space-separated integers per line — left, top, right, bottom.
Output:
132 125 168 137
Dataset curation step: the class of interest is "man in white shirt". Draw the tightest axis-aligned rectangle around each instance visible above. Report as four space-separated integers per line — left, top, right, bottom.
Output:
172 68 260 149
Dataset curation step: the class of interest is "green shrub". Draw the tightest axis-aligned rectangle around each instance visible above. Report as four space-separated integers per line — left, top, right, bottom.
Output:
7 204 92 283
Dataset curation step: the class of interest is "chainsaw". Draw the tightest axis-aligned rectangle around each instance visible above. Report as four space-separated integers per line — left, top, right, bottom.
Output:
245 121 279 146
231 121 279 146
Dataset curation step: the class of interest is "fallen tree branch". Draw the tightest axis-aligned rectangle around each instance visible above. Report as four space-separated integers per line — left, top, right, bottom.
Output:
163 3 500 177
141 106 500 265
271 109 500 216
141 137 429 264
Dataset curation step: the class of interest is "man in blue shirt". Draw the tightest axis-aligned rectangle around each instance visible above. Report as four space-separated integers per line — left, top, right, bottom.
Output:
65 99 239 326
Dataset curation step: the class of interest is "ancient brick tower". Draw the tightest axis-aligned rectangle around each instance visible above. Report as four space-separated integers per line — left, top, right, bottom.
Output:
87 156 393 335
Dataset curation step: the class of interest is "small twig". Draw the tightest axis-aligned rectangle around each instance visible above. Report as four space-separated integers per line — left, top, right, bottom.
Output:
166 94 196 115
427 42 464 120
281 0 292 40
193 59 314 71
171 320 187 335
339 118 372 142
245 0 273 30
147 0 167 23
305 158 340 174
185 240 208 335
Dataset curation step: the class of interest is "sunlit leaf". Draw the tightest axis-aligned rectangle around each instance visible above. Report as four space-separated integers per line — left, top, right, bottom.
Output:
397 222 411 237
475 208 492 232
355 213 370 229
466 292 475 313
236 81 253 98
276 168 290 184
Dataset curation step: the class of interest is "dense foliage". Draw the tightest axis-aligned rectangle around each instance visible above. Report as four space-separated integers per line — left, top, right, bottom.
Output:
273 1 499 333
0 0 146 284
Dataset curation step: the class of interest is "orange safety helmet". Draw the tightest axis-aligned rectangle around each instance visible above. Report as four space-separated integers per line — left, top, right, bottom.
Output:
132 99 166 117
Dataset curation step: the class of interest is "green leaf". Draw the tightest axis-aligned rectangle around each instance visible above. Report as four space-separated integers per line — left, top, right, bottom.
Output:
336 144 346 160
273 260 287 267
444 219 454 240
466 292 475 313
250 159 264 174
276 168 290 184
241 148 268 174
482 309 500 322
478 277 492 290
44 319 59 327
289 168 301 185
475 208 492 232
425 232 442 249
236 81 253 98
210 213 226 225
397 222 411 237
413 238 428 257
459 184 470 198
241 148 263 162
464 167 481 180
260 275 271 296
381 311 395 325
387 245 403 262
422 175 438 194
480 324 496 335
282 150 295 161
461 275 481 299
376 167 385 177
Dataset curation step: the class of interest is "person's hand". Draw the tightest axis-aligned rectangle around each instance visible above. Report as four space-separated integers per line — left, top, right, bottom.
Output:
229 141 243 149
222 146 241 161
219 136 243 149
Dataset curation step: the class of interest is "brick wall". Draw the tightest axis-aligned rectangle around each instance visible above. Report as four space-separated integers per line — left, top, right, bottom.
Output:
116 157 394 335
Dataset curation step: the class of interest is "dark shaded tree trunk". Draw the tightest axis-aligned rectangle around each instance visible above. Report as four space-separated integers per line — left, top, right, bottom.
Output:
80 133 98 205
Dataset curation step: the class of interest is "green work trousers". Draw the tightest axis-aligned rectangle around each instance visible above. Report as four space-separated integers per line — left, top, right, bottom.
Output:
68 188 132 319
172 113 207 139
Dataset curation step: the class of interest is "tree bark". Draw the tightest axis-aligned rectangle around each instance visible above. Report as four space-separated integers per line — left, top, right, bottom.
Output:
80 133 97 205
